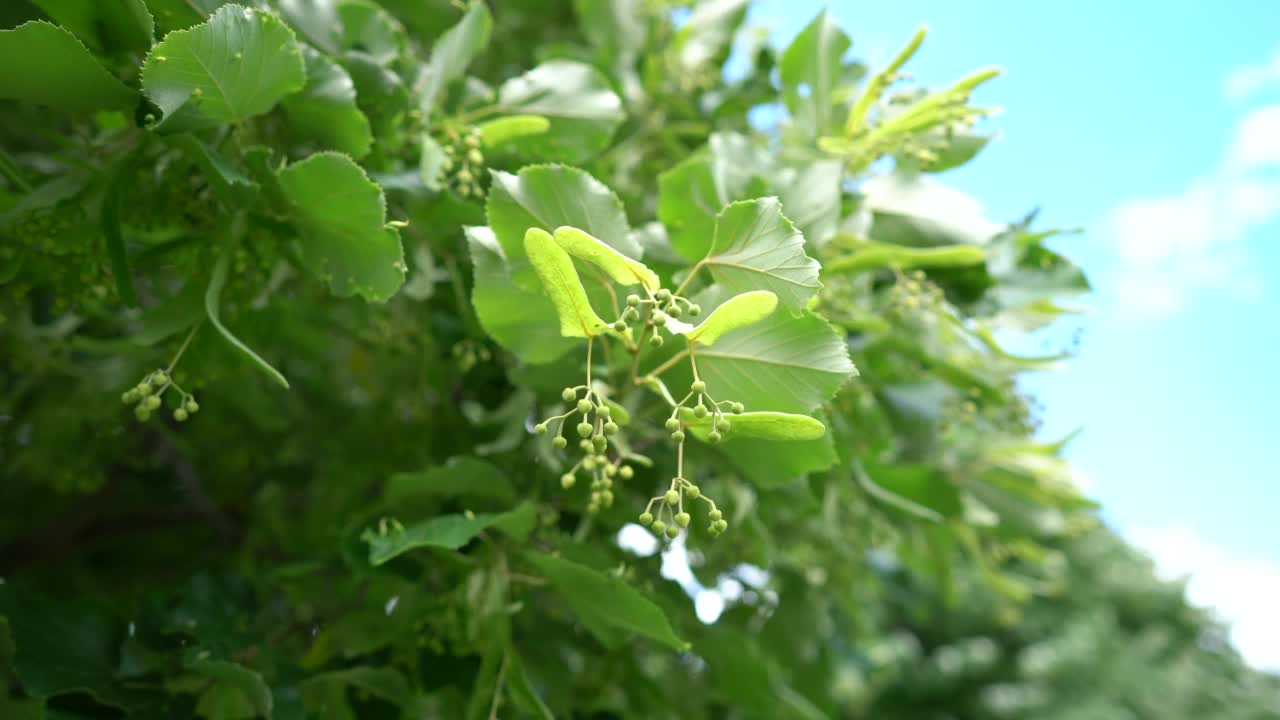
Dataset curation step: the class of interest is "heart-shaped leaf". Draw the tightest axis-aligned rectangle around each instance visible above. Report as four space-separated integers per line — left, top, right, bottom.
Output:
704 198 822 312
0 22 137 113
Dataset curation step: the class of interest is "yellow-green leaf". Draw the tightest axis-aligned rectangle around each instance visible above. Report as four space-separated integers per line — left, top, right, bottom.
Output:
553 225 659 291
524 227 608 338
681 410 826 441
683 290 777 345
478 114 551 148
825 242 987 275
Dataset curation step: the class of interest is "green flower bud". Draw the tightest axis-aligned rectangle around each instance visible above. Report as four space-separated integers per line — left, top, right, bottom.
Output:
553 436 568 449
560 473 576 489
582 456 596 471
579 439 593 452
596 405 610 419
709 509 723 521
651 520 666 534
693 404 707 419
576 422 593 438
665 417 680 432
467 149 484 165
604 421 619 435
121 390 136 404
600 477 613 489
675 512 690 528
649 335 663 348
592 435 607 451
577 398 593 414
136 383 153 397
689 304 701 316
604 464 617 477
651 312 667 326
665 525 680 539
713 519 728 532
457 169 473 183
707 430 721 444
684 485 700 499
600 490 613 506
667 305 682 318
626 294 641 307
534 422 548 435
691 380 706 394
639 512 654 526
664 489 680 505
731 402 745 414
134 406 151 422
624 308 640 322
656 289 672 302
671 430 685 442
716 419 731 432
144 395 162 411
562 387 578 402
619 466 634 480
185 399 199 413
152 369 169 385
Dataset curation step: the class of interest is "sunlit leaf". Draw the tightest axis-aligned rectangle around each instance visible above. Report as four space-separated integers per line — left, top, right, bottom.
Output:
524 227 608 338
682 290 777 345
553 226 659 291
705 198 822 312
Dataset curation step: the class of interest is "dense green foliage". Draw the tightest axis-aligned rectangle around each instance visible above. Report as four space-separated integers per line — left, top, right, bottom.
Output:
1 1 1277 718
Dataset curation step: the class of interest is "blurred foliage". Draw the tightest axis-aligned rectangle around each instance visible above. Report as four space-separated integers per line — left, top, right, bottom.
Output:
0 1 1276 719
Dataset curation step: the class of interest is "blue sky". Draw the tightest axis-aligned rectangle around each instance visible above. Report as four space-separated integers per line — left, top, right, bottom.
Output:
750 0 1280 669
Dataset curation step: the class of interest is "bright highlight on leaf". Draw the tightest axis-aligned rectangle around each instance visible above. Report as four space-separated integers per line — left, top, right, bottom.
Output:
825 242 987 274
142 4 306 128
553 226 660 291
524 228 609 338
682 290 778 345
478 114 551 148
682 410 826 441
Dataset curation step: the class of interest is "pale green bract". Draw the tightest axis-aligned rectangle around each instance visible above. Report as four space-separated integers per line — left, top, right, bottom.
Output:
682 290 778 345
553 226 660 291
524 228 609 338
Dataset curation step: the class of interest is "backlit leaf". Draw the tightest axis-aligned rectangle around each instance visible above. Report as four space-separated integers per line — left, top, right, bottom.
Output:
524 228 608 338
705 198 822 312
553 226 659 291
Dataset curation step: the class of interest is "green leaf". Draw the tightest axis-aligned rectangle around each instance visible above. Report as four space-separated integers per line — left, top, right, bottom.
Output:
282 46 374 158
186 659 273 720
491 502 538 543
525 552 688 651
467 226 578 363
776 159 843 249
553 226 659 291
682 410 825 442
277 152 407 302
780 10 852 137
0 585 146 710
133 281 203 346
825 242 987 274
692 310 853 413
658 133 770 261
168 134 257 204
302 666 412 709
524 227 608 338
486 165 634 287
478 114 551 148
206 243 290 388
714 416 837 488
419 1 492 113
144 0 224 33
101 162 138 307
362 512 499 565
0 22 137 113
385 456 516 505
704 198 822 312
141 4 306 129
682 290 777 345
859 461 963 520
505 649 555 720
495 60 624 163
31 0 154 54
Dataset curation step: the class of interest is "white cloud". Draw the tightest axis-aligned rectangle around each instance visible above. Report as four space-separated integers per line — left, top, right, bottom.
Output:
1225 49 1280 100
1104 105 1280 317
1128 524 1280 672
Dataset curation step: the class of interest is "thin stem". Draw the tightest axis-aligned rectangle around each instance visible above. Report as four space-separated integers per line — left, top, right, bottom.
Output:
487 652 508 720
0 146 32 192
641 349 690 382
673 260 706 299
167 321 203 372
586 336 594 385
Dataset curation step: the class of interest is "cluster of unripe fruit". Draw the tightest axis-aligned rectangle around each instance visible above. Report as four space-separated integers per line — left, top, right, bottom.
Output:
612 290 702 347
639 477 727 540
535 385 633 513
438 126 485 199
121 369 199 423
666 379 743 445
